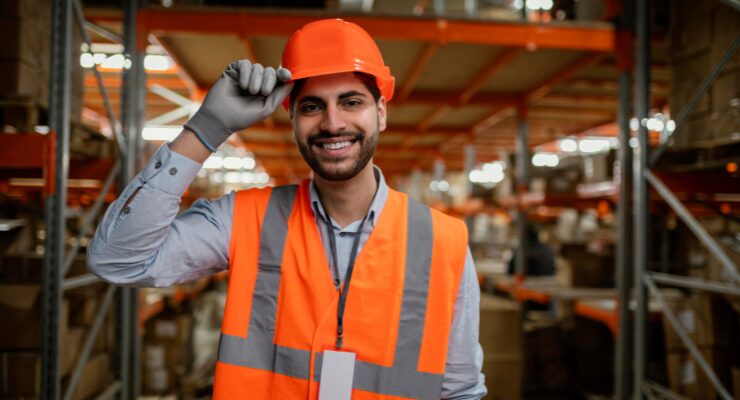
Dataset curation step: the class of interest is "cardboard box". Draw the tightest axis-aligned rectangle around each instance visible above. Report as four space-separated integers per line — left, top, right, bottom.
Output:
1 253 88 283
670 0 712 60
482 354 522 400
0 284 69 349
0 17 51 71
143 341 191 372
0 352 40 396
479 295 522 358
663 294 716 351
142 366 175 395
63 353 110 400
61 327 85 377
0 0 52 30
0 60 48 108
145 313 194 345
666 349 716 400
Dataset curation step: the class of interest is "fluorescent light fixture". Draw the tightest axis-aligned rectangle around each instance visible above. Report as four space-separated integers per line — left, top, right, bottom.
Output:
224 172 241 184
34 125 50 134
256 172 270 184
241 172 255 184
223 157 243 169
526 0 553 10
101 54 126 69
144 55 171 71
578 138 611 154
666 120 676 132
80 53 95 68
142 125 181 141
559 138 578 153
242 157 256 170
469 166 505 184
203 156 223 169
532 153 560 167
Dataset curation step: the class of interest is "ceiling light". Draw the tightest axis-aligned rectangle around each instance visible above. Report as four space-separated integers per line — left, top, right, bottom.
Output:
559 138 578 153
142 125 180 141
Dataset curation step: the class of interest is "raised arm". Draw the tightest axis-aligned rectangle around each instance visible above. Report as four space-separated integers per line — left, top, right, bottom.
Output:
87 60 292 287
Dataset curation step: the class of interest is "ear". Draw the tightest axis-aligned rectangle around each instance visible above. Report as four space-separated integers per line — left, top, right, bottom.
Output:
377 96 387 132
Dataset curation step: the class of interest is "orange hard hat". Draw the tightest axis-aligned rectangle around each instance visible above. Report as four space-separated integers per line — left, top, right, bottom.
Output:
281 18 395 109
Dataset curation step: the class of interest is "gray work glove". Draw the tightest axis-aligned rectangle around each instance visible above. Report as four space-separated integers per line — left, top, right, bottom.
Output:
184 59 293 152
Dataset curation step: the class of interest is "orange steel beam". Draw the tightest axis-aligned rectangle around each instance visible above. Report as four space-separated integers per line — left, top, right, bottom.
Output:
471 106 516 133
403 48 521 148
148 34 199 94
525 53 605 102
85 74 189 90
465 53 604 143
396 42 440 102
458 48 522 103
124 9 615 52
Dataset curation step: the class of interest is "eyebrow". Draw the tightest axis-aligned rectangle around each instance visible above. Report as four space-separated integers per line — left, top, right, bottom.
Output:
297 90 368 106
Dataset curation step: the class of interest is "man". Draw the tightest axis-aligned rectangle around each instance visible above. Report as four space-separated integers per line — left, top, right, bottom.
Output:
89 19 486 399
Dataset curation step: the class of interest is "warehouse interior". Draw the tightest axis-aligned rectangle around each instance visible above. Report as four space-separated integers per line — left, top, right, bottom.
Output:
1 0 739 398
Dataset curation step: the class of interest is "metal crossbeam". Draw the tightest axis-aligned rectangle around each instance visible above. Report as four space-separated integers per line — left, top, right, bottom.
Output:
644 381 690 400
650 272 740 296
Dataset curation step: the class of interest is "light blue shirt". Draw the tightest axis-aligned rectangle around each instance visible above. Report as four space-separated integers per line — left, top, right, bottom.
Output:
88 143 486 399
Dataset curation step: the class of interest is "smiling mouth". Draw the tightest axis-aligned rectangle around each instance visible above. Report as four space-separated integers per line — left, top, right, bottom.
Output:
318 140 354 150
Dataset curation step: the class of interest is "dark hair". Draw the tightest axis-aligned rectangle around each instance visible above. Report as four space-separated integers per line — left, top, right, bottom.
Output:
289 72 381 110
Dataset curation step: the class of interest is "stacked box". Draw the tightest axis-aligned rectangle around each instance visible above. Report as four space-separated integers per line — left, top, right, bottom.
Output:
669 0 740 148
0 254 114 397
142 310 194 394
663 293 737 399
479 294 522 400
0 0 51 112
0 0 85 132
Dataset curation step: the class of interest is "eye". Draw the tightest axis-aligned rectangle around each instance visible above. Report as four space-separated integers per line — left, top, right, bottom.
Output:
299 103 322 114
343 98 363 108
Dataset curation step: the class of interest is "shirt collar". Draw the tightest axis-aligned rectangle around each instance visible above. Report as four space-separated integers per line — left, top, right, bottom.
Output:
310 166 389 231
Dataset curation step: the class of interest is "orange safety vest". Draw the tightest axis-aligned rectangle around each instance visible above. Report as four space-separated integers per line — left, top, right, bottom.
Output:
213 180 468 399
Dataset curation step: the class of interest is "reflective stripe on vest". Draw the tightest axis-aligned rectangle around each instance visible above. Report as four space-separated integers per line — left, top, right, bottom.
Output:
217 186 442 398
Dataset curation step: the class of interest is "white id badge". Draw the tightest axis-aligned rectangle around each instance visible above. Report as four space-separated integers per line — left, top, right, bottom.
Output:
318 350 356 400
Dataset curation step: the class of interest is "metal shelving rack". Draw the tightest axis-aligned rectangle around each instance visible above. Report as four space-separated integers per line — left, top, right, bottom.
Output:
40 0 144 398
614 1 740 399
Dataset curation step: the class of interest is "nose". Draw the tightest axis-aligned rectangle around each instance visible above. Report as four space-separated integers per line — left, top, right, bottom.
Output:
318 103 347 134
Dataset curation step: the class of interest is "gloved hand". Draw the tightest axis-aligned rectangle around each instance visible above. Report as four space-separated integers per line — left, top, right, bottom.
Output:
184 59 293 152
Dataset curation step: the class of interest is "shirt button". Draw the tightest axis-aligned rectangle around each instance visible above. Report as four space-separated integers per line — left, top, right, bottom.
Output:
155 161 162 169
339 232 346 237
123 207 131 214
169 167 177 176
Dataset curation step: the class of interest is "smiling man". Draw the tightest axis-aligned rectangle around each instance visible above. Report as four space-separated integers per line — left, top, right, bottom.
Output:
89 19 486 399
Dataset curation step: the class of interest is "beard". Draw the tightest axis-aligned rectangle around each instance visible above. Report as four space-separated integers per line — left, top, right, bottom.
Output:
295 128 379 181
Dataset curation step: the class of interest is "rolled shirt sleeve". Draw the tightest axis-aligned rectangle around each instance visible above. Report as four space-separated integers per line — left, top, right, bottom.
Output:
87 143 233 287
442 247 488 399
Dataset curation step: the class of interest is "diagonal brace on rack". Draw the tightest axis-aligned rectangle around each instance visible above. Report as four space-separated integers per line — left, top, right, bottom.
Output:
72 0 126 158
645 171 740 283
644 275 734 400
64 285 116 400
147 84 196 125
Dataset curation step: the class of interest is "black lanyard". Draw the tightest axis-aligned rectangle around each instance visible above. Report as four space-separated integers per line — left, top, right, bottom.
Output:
316 184 378 350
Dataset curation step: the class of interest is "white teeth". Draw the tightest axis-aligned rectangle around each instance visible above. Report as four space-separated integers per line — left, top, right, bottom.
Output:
321 141 352 150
